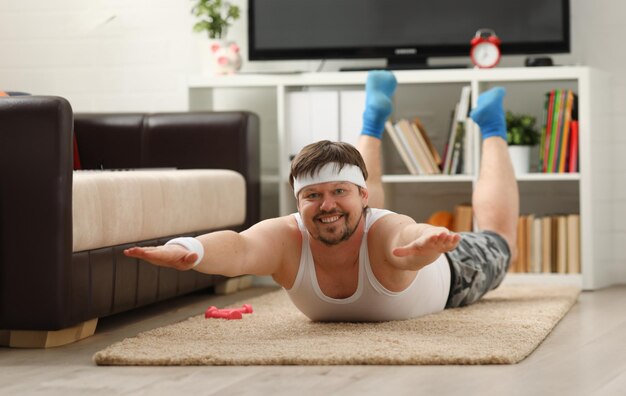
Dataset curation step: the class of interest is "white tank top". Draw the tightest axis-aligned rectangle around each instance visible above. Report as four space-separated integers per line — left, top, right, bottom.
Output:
286 208 451 322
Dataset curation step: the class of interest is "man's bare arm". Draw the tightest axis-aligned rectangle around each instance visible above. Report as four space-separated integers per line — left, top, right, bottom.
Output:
372 214 460 271
124 216 295 277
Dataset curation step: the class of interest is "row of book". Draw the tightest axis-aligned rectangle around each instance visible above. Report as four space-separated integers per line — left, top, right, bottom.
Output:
385 85 475 175
427 207 581 275
511 213 580 274
386 87 581 176
384 118 442 175
539 89 579 173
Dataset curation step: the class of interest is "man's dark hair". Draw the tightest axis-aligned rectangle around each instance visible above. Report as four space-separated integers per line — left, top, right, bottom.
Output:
289 140 368 191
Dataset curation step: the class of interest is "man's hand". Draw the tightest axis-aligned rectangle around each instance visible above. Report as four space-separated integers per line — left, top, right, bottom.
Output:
392 227 460 258
124 244 199 271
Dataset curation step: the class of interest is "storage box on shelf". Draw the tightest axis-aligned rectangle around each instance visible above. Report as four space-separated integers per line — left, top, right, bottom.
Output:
188 66 612 290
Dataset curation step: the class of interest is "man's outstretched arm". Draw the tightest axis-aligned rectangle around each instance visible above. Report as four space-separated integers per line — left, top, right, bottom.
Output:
372 213 460 271
124 216 294 277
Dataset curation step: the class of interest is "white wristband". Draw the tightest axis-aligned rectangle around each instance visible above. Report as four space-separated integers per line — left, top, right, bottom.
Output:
165 237 204 267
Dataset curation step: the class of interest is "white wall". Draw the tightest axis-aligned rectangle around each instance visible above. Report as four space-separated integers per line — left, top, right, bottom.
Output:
580 0 626 283
0 0 202 112
1 0 625 282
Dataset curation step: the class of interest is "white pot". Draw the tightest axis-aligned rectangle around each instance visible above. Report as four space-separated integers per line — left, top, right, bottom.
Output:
204 40 242 75
508 145 531 174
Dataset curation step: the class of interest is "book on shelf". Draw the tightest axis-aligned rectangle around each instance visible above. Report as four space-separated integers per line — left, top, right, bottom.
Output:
285 90 339 158
525 214 535 273
568 120 579 173
550 216 559 273
412 117 443 168
442 105 457 173
443 85 472 175
286 91 313 157
464 118 477 175
556 215 568 274
566 214 581 274
394 119 431 174
409 121 441 174
511 216 526 272
394 119 443 175
541 216 553 273
539 91 550 172
451 204 473 232
305 91 339 144
540 89 579 173
444 117 466 175
385 120 420 175
339 90 366 148
532 216 543 273
512 215 536 273
558 90 575 172
512 213 581 275
547 90 564 173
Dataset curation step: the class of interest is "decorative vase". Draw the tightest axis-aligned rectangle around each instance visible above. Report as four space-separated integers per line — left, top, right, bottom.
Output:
508 145 531 174
207 40 242 75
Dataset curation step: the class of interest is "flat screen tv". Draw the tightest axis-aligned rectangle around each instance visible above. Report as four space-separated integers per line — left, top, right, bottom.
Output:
248 0 570 69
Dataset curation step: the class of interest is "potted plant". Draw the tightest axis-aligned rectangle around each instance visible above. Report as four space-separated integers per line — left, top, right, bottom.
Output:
191 0 240 39
191 0 242 74
505 111 540 174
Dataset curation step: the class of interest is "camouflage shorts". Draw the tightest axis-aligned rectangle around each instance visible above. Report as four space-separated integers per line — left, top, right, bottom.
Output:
445 231 511 308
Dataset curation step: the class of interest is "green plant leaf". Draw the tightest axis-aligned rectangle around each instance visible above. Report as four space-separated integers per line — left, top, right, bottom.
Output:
506 110 540 146
190 0 240 39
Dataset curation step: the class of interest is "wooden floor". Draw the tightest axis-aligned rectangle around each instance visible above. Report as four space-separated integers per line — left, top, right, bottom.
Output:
1 285 625 395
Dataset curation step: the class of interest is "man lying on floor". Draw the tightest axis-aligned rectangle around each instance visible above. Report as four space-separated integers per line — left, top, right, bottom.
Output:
124 71 519 322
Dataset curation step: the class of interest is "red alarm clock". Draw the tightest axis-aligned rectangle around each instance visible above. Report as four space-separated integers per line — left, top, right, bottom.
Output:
470 29 501 68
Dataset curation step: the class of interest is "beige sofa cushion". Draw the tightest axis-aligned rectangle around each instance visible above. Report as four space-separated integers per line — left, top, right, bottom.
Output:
72 169 246 252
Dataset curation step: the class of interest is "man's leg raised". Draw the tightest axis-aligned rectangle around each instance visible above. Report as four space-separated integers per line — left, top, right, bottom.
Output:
357 70 397 209
470 87 519 260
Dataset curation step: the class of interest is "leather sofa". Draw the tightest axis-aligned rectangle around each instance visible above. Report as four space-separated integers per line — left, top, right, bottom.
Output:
0 96 260 347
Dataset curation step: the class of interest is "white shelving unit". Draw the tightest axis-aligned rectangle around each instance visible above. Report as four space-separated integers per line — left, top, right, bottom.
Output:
188 66 612 290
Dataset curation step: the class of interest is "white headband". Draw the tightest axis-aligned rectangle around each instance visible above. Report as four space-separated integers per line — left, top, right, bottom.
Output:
293 162 366 197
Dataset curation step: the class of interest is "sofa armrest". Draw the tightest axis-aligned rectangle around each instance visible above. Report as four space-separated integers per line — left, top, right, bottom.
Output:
0 96 75 330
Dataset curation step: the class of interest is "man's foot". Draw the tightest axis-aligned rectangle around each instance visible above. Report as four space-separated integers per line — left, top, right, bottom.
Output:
361 70 397 139
366 70 397 98
470 86 507 141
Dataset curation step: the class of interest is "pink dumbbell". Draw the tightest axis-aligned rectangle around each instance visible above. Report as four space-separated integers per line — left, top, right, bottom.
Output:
204 304 253 320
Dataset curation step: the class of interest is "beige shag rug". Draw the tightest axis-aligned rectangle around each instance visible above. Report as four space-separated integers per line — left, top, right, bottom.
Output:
93 284 580 366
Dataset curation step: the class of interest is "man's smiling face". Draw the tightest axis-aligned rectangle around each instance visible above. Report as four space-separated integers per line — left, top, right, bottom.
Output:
297 181 368 246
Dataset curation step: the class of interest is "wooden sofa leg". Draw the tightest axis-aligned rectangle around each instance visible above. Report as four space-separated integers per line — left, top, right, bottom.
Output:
0 318 98 348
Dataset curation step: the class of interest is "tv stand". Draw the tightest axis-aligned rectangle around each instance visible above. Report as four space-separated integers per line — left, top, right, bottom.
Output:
340 64 469 72
340 57 469 71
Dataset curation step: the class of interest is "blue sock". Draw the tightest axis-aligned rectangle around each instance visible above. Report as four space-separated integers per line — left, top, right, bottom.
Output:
470 87 507 141
361 70 397 139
